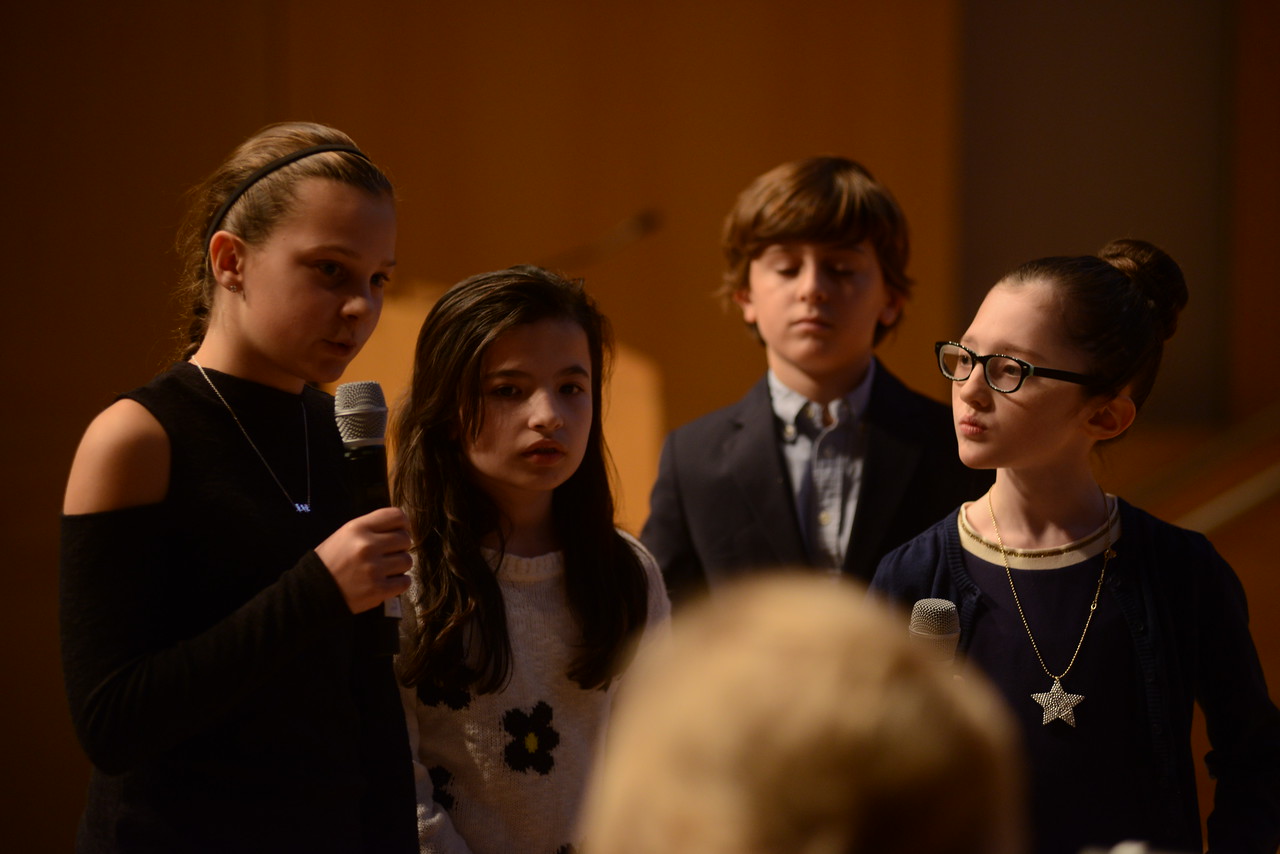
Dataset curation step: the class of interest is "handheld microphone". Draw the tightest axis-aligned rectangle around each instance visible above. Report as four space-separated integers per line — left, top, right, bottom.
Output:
335 381 402 655
908 598 960 667
335 381 391 513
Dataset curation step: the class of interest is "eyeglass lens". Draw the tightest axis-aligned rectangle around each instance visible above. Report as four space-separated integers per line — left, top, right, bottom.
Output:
938 344 1025 392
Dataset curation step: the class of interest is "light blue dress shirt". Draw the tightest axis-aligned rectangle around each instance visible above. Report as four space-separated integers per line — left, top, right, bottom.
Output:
766 363 874 572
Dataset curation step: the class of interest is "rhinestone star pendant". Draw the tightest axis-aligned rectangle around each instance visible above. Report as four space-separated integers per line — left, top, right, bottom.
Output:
1032 678 1084 726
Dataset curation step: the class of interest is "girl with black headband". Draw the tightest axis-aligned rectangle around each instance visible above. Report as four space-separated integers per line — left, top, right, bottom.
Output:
60 122 417 852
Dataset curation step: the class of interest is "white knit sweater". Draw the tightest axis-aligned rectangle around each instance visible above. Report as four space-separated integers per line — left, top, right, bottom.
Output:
401 532 670 854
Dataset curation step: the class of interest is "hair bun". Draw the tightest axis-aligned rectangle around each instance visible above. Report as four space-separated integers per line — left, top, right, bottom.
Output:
1097 238 1188 341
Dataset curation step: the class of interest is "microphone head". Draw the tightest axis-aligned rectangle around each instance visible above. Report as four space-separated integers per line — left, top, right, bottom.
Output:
335 381 388 448
908 598 960 664
909 598 959 636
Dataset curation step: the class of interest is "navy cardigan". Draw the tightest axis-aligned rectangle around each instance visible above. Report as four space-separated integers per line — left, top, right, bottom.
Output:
871 499 1280 854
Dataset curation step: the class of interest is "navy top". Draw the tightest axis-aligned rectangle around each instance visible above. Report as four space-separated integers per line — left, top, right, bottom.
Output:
872 500 1280 854
963 545 1159 853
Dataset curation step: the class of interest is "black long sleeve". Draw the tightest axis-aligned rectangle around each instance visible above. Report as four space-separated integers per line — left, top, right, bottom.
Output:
60 504 353 773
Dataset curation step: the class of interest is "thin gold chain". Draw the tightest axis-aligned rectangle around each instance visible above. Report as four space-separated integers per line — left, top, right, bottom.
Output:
191 360 312 513
986 491 1112 681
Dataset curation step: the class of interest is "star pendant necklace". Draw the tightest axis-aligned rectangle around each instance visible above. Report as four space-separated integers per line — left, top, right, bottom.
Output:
986 490 1113 727
192 360 312 513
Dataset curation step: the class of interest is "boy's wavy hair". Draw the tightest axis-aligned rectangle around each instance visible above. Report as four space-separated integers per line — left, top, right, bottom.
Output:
721 156 912 345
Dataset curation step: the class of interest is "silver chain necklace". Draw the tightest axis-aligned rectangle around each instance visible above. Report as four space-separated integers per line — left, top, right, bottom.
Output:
191 360 312 513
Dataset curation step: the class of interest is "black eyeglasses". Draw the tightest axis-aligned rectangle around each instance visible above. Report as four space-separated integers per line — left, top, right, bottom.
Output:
935 341 1097 394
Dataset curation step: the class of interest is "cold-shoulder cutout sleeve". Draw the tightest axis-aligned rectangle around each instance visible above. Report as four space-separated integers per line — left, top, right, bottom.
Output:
63 398 170 514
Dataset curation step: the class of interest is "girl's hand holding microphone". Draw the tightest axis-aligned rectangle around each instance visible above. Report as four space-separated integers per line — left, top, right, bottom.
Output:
316 506 413 614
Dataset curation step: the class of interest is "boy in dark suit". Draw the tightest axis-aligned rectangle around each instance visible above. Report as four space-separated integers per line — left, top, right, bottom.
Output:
642 156 990 604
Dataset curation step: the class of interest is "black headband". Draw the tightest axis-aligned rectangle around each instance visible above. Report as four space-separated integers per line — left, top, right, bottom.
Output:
203 143 369 256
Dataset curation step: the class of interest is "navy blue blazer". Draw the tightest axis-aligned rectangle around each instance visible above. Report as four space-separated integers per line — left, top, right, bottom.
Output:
641 364 992 603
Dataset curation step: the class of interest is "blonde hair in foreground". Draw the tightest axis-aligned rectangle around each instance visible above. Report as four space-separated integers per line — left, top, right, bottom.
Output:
580 575 1024 854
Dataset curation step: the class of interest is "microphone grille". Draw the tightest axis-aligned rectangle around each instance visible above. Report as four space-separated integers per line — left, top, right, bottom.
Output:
909 598 959 637
334 381 388 445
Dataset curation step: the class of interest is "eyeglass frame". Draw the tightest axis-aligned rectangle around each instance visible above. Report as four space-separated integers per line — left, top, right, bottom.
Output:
934 341 1098 394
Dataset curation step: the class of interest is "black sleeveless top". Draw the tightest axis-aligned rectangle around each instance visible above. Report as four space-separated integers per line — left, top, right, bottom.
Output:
60 362 415 853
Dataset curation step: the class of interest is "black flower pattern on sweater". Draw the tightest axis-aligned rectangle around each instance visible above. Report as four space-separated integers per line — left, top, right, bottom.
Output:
502 701 560 775
428 765 455 810
417 680 472 711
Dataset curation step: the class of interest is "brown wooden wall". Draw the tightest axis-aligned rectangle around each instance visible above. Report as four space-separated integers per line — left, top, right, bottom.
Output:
2 1 1274 848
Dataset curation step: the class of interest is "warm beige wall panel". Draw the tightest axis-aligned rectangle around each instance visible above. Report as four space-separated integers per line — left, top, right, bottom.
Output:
279 0 964 522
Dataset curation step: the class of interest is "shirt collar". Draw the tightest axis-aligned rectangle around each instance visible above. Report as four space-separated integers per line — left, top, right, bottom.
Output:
767 359 877 434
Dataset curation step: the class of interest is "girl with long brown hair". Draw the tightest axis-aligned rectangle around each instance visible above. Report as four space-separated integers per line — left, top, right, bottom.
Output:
392 265 669 854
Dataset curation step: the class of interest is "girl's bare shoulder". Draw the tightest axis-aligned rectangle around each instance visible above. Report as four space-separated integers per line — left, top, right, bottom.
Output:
64 399 169 514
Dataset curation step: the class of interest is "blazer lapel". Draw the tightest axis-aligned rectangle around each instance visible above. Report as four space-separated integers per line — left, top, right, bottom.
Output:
724 379 810 568
844 370 923 578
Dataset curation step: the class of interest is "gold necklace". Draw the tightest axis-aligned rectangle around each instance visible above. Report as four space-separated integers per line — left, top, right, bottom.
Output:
986 491 1113 727
191 360 312 513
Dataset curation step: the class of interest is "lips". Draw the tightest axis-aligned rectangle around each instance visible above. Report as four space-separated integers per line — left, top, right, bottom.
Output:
792 315 833 331
323 337 363 360
957 415 986 438
521 440 566 464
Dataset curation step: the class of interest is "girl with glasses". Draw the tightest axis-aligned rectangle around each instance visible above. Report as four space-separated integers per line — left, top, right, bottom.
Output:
872 239 1280 854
